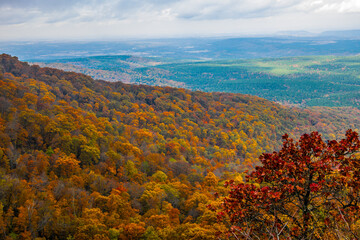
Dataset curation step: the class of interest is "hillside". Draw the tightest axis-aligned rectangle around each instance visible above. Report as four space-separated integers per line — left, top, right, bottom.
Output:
36 55 360 108
0 54 359 239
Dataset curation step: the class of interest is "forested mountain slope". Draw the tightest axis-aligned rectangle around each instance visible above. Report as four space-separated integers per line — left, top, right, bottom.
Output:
0 54 359 239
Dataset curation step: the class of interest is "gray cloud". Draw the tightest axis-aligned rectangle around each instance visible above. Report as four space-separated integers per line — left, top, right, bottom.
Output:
171 0 360 20
0 0 88 24
1 0 359 25
0 7 39 24
0 0 359 40
0 0 87 11
173 0 287 19
0 0 181 24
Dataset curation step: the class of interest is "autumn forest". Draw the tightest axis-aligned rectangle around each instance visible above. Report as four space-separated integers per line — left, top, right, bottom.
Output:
1 53 360 239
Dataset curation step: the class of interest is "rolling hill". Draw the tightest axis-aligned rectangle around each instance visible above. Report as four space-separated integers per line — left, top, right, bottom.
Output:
36 54 360 108
0 54 360 239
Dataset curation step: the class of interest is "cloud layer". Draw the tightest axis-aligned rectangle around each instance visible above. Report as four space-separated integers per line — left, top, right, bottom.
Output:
0 0 359 40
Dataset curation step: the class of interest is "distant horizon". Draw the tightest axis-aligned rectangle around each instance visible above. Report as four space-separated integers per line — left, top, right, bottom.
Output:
1 28 360 43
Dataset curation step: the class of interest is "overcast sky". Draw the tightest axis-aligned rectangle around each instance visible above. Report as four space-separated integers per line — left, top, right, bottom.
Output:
1 0 359 40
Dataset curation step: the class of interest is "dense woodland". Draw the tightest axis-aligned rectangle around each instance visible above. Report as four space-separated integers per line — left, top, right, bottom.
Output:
0 54 360 239
37 55 360 108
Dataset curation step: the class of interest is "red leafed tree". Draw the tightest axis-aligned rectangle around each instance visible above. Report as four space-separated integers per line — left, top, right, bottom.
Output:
219 130 360 239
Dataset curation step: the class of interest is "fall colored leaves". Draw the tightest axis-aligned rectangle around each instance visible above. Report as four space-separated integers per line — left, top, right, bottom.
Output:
1 54 360 239
219 130 360 239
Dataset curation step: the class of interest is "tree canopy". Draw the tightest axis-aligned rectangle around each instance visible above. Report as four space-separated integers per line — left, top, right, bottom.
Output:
1 54 360 239
219 130 360 239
